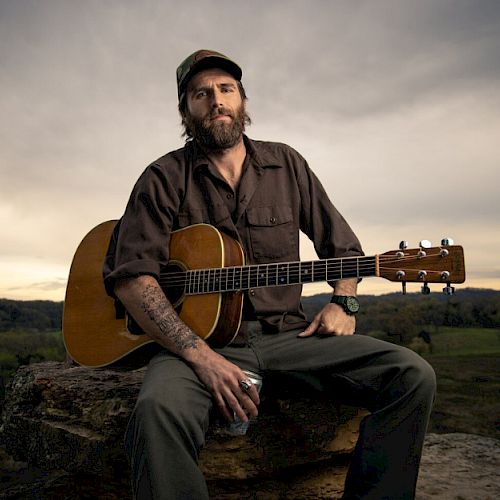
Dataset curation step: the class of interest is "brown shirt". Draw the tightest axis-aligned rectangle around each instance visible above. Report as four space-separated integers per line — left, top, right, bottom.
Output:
103 136 363 331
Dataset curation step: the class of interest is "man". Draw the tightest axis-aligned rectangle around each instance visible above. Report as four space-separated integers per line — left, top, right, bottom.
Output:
103 49 436 499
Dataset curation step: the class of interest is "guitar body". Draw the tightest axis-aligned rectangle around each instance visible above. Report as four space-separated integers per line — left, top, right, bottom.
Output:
63 222 245 367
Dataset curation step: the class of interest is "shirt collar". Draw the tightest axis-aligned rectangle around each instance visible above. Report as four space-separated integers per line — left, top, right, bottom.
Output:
189 135 284 172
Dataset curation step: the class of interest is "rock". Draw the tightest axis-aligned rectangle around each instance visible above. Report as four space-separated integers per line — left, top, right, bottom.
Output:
416 432 500 499
0 362 365 499
1 362 499 499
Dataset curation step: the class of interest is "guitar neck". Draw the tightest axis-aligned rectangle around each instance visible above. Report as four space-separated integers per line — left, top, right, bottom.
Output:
182 255 377 295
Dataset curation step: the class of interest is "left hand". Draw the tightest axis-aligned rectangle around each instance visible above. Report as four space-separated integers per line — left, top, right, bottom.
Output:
298 303 356 337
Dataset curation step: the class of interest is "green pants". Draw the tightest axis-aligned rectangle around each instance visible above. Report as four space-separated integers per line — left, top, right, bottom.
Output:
126 324 436 499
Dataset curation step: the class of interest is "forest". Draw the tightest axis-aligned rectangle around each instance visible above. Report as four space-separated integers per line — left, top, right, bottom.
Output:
1 288 499 335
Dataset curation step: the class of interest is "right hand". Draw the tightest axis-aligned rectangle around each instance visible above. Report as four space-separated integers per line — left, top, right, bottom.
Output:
190 348 260 423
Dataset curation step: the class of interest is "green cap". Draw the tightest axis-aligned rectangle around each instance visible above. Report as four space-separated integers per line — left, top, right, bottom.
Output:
176 49 242 102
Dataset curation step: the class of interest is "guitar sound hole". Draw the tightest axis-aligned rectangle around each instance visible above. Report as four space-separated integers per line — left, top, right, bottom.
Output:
163 263 186 309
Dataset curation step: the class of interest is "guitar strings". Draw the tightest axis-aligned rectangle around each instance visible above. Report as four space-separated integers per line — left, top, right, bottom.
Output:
156 251 449 289
157 253 444 286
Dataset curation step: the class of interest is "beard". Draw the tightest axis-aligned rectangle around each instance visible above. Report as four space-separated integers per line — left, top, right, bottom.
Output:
184 104 249 152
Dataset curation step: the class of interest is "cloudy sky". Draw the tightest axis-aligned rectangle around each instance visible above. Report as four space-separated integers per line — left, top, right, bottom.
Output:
1 0 499 301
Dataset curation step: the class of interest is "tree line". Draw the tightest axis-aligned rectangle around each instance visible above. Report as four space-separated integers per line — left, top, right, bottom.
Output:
0 299 63 332
1 288 499 337
302 288 500 344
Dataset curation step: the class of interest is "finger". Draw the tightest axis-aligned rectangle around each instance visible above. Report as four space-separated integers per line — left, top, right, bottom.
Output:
213 392 233 422
298 316 320 337
223 382 256 422
239 388 259 417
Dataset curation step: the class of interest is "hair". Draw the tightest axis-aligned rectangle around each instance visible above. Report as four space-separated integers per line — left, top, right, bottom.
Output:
178 81 250 139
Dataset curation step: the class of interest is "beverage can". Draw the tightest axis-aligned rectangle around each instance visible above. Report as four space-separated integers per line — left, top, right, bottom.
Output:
225 370 263 436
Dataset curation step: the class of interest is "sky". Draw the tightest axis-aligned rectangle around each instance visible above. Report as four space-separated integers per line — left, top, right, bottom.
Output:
1 0 499 301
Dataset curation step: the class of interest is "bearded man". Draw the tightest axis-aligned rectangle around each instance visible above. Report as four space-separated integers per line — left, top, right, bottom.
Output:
104 50 436 500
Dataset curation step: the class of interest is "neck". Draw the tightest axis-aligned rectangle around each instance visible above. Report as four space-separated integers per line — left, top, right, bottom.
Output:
205 136 246 190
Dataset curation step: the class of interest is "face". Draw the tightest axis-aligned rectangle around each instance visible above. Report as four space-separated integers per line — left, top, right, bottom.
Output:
183 68 248 150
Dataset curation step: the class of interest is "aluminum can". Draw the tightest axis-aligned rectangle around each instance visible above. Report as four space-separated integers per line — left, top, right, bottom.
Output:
225 370 263 436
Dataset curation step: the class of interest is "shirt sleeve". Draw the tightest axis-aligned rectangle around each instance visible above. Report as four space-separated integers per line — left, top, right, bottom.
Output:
103 162 182 296
296 154 364 260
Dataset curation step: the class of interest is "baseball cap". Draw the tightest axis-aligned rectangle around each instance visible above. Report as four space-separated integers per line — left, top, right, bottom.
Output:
176 49 242 102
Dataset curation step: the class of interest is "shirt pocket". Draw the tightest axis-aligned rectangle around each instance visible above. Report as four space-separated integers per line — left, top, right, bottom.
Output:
246 205 295 260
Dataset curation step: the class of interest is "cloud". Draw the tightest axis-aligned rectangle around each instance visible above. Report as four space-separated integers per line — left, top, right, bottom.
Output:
8 278 67 293
0 0 499 299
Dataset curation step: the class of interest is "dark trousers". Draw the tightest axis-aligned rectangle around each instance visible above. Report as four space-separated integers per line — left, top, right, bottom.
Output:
125 324 436 499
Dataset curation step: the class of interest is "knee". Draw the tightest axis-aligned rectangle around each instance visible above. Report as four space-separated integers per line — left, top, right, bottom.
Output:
134 384 192 432
399 347 436 400
131 382 210 449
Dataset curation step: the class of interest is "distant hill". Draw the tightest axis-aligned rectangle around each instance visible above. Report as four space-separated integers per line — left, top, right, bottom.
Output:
1 288 499 334
302 288 500 340
0 299 63 332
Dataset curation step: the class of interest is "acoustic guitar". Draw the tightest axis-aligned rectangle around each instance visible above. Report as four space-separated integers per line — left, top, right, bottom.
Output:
63 221 465 367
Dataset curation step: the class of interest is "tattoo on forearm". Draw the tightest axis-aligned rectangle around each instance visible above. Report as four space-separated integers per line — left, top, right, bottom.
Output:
140 284 199 352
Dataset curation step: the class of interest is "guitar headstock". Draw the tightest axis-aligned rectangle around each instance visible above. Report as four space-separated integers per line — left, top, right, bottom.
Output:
378 241 465 294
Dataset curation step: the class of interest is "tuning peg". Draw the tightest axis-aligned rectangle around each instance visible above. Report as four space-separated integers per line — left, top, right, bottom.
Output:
443 284 455 295
419 240 432 248
441 237 454 246
421 283 431 295
399 241 408 250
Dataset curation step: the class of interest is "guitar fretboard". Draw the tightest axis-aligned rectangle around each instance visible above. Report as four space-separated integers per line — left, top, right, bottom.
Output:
184 256 377 294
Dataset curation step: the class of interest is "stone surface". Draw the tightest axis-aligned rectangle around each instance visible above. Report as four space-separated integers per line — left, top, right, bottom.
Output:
0 361 364 498
416 432 500 500
3 362 498 499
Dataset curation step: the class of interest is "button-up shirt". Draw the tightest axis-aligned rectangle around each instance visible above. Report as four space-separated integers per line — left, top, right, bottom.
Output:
104 136 363 331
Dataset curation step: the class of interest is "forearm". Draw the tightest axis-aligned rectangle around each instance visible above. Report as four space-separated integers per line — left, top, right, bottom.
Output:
114 274 260 421
114 275 209 363
333 277 358 296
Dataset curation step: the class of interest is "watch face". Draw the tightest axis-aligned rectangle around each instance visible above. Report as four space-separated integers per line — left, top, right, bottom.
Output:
346 296 360 313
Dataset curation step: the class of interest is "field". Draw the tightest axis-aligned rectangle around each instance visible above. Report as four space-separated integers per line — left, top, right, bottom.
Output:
370 327 500 439
420 328 499 439
0 330 66 403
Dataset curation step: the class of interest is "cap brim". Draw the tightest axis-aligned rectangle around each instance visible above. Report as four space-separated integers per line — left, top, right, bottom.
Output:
178 56 242 100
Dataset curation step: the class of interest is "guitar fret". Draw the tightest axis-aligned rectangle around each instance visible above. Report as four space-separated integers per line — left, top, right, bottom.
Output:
289 262 300 284
214 268 221 292
278 264 287 285
301 261 312 283
234 267 241 290
180 256 378 295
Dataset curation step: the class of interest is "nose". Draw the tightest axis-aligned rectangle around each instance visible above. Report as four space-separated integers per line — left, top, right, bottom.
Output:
211 88 224 108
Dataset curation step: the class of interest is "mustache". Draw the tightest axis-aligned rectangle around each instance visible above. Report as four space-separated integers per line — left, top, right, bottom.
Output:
209 107 234 119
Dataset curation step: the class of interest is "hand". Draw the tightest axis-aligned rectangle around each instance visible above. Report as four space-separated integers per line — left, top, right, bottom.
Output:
298 303 356 338
189 348 260 423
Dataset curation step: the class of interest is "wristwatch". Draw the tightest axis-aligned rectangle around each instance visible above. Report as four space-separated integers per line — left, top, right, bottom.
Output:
330 295 360 315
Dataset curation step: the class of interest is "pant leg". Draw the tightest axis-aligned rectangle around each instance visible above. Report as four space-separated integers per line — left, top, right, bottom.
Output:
126 344 260 500
125 351 212 500
255 332 436 500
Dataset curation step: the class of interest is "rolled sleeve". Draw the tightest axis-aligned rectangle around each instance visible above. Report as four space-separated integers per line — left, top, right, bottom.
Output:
103 160 183 296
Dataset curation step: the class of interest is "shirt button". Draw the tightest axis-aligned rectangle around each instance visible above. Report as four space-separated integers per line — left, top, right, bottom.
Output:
249 289 256 296
226 193 234 199
270 216 277 224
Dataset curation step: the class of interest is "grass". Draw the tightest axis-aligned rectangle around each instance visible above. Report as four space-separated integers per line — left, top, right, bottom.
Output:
0 330 65 404
425 354 499 438
370 327 500 439
414 327 500 357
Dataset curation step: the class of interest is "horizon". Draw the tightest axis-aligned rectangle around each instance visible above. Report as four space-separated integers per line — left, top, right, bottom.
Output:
2 285 498 305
